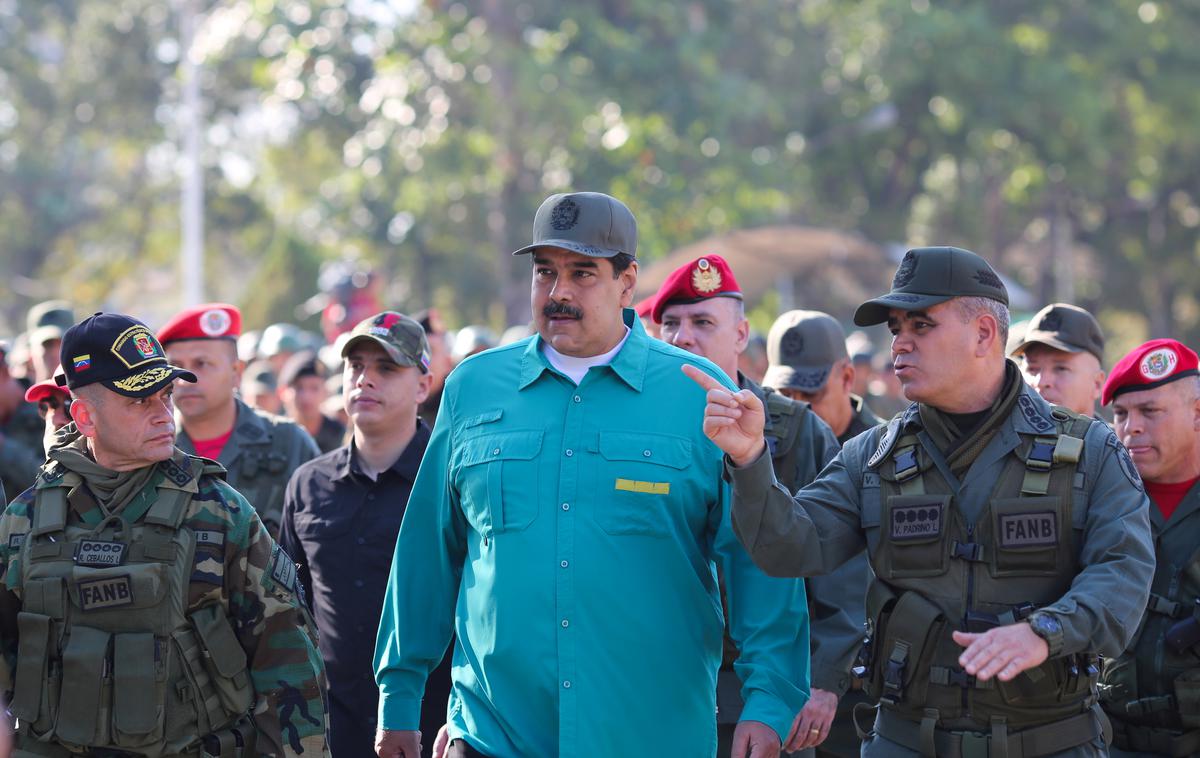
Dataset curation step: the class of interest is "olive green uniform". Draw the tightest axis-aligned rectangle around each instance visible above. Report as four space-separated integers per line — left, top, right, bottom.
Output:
177 399 319 539
729 382 1155 757
841 394 884 446
718 377 860 758
1102 482 1200 757
0 438 328 758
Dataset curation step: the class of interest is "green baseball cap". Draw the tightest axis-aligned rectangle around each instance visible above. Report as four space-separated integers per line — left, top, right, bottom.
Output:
511 192 638 259
1011 303 1105 362
27 299 76 346
854 246 1009 327
341 312 431 373
763 310 848 392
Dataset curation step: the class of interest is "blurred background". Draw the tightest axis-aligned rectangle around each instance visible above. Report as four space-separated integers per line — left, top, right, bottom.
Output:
1 0 1198 364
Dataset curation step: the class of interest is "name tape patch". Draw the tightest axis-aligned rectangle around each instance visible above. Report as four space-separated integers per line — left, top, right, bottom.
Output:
74 540 127 568
998 512 1058 548
194 529 226 548
890 502 943 541
271 549 297 591
78 575 134 611
614 478 670 495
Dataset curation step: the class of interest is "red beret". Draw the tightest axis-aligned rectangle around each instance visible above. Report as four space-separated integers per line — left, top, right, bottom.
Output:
1102 338 1200 406
651 254 743 324
25 368 69 404
158 303 242 344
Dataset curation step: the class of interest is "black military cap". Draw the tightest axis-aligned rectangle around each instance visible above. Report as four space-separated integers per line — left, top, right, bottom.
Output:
1011 303 1105 363
57 313 196 397
854 246 1009 326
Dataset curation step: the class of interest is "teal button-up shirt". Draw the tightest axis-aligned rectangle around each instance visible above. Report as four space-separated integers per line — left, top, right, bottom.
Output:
375 310 809 757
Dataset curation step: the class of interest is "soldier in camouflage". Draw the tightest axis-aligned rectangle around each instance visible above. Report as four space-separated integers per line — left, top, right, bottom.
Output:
0 312 328 758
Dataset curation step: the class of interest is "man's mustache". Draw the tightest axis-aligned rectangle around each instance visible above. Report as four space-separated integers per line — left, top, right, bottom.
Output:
543 301 583 319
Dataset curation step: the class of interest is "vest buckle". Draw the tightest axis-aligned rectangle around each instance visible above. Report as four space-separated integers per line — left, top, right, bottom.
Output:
951 541 985 562
1027 440 1056 471
894 448 920 481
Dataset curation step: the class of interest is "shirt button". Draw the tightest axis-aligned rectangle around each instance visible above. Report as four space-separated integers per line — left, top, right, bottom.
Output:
560 560 569 568
354 579 364 588
356 625 366 633
561 503 570 511
565 449 574 457
561 619 570 628
367 493 376 501
356 537 366 545
642 449 651 457
563 680 572 689
492 447 501 455
573 395 582 403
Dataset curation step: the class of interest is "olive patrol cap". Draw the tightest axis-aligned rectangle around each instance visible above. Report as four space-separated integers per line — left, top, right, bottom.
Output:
511 192 638 259
341 312 431 373
763 311 848 393
854 246 1009 326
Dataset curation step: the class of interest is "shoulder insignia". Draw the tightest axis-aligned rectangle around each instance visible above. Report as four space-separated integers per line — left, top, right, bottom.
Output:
8 533 24 550
1017 394 1053 433
868 418 903 469
160 457 194 487
269 545 298 592
1111 437 1144 493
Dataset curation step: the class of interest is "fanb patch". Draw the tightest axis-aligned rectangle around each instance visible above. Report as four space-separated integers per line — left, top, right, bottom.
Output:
74 540 127 567
998 512 1058 548
78 575 134 610
890 501 943 541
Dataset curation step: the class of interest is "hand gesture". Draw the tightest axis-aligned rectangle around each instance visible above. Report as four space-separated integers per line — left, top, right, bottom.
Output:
681 364 766 467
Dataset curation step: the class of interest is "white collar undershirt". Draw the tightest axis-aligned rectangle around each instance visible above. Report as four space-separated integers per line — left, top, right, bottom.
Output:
541 327 631 385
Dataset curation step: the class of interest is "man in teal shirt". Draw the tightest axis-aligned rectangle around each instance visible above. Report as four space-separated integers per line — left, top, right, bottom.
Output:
375 192 810 758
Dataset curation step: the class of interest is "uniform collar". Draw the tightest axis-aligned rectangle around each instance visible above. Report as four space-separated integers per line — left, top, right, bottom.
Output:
338 420 431 483
519 308 648 392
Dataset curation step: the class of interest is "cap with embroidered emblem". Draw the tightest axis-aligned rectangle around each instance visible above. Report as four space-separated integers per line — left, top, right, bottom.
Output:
650 254 743 324
58 312 197 397
763 310 848 393
1011 303 1105 362
1102 338 1199 406
341 312 431 373
854 246 1009 327
511 191 638 260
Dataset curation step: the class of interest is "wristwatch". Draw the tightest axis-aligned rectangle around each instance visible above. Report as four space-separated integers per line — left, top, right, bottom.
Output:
1027 611 1064 657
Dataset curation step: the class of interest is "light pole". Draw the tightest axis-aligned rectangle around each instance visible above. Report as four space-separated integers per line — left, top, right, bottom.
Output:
179 0 204 306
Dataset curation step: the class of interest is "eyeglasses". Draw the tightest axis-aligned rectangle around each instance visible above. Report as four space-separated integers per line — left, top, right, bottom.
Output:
37 397 73 421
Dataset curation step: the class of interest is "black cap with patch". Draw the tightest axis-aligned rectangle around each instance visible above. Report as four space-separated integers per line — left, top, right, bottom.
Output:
57 313 197 398
1011 303 1105 363
854 246 1009 327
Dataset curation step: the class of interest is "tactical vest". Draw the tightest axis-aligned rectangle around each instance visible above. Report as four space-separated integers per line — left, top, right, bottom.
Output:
226 422 294 537
11 458 255 757
1101 523 1200 755
862 406 1098 733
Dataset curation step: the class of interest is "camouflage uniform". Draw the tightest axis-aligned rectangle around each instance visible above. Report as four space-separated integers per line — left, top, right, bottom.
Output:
1 400 45 502
177 399 319 539
0 439 329 758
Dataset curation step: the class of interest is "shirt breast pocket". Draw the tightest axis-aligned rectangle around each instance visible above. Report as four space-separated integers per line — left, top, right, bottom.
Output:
593 431 692 537
457 430 544 537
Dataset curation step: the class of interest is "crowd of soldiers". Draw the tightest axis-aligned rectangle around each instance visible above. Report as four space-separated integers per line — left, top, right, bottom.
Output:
0 190 1194 758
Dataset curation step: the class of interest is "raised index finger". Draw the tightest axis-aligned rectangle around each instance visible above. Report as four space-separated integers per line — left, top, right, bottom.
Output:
681 363 725 392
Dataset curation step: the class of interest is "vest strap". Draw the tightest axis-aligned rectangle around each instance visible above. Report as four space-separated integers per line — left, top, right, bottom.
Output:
873 705 1106 758
929 665 995 691
146 485 193 529
1148 592 1186 618
1111 718 1200 757
1123 693 1177 717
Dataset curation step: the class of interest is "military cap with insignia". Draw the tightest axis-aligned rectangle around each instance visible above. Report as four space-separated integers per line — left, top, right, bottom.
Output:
650 254 742 324
1011 303 1105 363
57 312 197 397
157 303 242 344
1102 338 1199 406
854 246 1009 326
763 310 848 393
342 311 431 373
511 191 638 259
